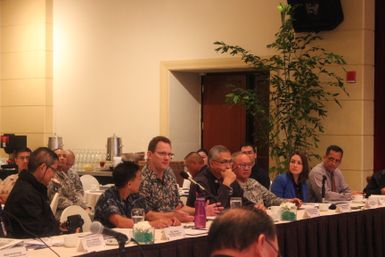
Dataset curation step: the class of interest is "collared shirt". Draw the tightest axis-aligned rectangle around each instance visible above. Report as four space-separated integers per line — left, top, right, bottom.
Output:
186 167 253 208
47 168 87 219
139 165 180 212
94 186 148 228
308 162 352 202
238 178 284 207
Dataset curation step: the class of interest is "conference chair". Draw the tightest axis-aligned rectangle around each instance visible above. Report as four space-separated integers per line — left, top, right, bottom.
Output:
60 205 92 232
50 192 60 216
80 174 100 191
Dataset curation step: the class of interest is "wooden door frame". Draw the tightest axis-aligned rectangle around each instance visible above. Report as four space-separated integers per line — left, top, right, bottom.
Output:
159 58 253 136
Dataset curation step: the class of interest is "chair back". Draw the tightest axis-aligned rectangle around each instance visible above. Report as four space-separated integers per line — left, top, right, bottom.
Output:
80 174 100 191
60 205 92 232
50 192 60 215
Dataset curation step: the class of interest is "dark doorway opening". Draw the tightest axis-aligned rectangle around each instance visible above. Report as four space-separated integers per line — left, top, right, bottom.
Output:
201 72 270 172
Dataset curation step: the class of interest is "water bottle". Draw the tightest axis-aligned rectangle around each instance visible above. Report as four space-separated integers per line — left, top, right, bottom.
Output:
0 205 7 237
194 197 206 229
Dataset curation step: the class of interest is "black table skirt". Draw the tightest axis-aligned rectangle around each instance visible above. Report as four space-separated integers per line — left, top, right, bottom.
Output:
276 207 385 257
79 207 385 257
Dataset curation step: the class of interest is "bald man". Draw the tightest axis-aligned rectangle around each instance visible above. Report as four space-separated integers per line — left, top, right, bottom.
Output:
47 148 88 219
182 152 207 189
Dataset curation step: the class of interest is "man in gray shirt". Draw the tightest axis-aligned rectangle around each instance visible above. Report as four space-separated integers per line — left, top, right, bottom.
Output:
308 145 352 202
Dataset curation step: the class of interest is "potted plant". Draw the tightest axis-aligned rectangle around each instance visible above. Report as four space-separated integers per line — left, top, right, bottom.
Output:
214 3 348 173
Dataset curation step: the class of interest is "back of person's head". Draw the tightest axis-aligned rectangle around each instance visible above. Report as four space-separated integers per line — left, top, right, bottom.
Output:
113 161 140 188
208 145 230 161
14 147 32 158
28 147 58 173
208 207 276 254
326 145 343 156
147 136 171 152
184 152 204 164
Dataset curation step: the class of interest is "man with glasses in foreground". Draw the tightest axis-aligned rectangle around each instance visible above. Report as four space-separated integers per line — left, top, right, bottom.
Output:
140 136 222 223
233 152 289 208
308 145 352 202
5 147 61 238
187 145 253 208
208 207 280 257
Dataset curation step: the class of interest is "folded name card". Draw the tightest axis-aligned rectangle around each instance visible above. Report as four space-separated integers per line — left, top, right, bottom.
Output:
336 203 350 213
164 226 185 240
304 208 320 218
78 234 106 252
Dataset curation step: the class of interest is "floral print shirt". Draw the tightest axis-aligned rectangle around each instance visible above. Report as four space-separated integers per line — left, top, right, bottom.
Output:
94 186 148 228
139 165 180 212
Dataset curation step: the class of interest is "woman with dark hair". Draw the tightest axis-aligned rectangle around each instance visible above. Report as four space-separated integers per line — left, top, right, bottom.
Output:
271 152 309 202
94 161 176 228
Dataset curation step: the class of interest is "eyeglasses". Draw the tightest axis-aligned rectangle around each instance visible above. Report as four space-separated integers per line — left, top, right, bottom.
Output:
327 156 341 164
213 159 233 165
237 163 252 169
48 166 59 173
266 239 282 257
155 152 175 159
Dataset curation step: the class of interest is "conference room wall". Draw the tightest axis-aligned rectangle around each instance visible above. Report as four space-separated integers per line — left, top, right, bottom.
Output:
0 0 375 192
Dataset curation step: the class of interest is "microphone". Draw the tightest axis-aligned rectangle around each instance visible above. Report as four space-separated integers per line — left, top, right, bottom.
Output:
180 171 205 191
321 175 327 203
90 221 128 243
180 171 218 202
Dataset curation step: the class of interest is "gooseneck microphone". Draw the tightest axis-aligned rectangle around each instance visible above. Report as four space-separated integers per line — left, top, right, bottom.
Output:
180 171 218 202
322 175 327 203
90 221 128 244
180 171 205 191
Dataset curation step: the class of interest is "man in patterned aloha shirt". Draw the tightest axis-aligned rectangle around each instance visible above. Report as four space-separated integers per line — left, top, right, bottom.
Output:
140 136 222 222
47 148 88 219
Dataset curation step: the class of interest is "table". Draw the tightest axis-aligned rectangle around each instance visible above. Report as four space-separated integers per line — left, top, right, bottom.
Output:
25 206 385 257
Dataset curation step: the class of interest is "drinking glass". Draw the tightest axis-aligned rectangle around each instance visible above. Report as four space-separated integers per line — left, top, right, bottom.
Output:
131 208 145 223
229 197 242 208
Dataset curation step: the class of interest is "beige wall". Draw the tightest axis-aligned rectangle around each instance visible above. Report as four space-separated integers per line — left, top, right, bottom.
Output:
0 0 374 190
0 0 53 153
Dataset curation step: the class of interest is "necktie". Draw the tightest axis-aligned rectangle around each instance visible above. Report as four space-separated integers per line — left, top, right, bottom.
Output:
330 172 336 192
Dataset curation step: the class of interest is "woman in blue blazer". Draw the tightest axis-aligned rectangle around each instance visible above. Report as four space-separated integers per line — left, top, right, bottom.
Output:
271 152 309 202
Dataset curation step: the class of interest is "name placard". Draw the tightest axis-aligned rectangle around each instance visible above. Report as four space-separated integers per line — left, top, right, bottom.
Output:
366 199 378 209
164 226 185 240
304 208 320 218
336 203 350 213
0 246 27 257
78 234 106 252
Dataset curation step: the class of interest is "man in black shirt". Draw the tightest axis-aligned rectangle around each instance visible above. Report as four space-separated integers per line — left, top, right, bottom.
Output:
5 147 61 238
187 145 252 208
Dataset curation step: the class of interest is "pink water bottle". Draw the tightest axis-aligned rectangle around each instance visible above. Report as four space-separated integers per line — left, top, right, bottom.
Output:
194 197 206 229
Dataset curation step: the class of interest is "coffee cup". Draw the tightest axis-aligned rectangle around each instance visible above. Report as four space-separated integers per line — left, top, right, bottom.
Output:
63 234 78 248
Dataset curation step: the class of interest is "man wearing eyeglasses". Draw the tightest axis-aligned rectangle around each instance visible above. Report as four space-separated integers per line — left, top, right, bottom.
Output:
187 145 253 208
308 145 352 202
140 136 222 223
208 207 281 257
4 147 61 238
233 152 287 208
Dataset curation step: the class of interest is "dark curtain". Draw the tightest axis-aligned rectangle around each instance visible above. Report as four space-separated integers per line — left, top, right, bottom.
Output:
374 0 385 171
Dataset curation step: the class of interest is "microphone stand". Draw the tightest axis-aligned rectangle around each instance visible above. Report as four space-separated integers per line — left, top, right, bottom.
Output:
322 175 327 203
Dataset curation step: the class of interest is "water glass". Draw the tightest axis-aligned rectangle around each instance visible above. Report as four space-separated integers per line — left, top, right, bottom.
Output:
131 208 145 223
